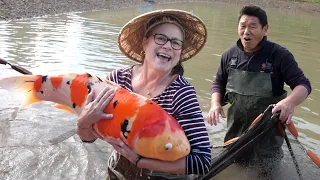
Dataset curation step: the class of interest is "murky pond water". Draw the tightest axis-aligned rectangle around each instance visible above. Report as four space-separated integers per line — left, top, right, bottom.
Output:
0 2 319 180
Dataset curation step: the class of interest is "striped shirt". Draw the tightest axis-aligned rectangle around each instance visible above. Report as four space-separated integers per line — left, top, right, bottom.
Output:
107 66 212 175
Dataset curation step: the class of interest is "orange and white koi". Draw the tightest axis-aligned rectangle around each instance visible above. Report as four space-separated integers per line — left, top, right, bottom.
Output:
0 73 190 161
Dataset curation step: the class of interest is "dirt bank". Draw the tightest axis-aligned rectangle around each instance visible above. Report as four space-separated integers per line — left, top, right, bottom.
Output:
0 0 319 21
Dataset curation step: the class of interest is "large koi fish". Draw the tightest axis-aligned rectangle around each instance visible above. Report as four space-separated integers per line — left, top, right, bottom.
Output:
0 73 191 161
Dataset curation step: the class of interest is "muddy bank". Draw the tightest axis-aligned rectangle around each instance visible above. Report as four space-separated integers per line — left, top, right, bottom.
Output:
0 0 320 21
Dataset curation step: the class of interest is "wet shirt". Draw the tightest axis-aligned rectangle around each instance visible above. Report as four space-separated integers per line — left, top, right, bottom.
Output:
211 38 312 96
107 66 212 175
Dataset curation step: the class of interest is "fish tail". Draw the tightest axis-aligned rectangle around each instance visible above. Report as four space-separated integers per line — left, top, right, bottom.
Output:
0 75 42 108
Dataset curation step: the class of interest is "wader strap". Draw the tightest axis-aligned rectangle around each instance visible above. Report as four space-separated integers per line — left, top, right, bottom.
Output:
230 50 239 69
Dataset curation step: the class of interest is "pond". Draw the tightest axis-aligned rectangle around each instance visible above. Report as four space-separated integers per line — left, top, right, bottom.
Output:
0 2 319 180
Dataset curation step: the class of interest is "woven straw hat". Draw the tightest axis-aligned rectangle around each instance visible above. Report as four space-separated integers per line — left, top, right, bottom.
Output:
118 9 207 62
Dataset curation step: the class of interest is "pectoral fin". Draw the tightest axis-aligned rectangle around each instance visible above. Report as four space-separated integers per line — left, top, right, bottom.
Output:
53 103 75 114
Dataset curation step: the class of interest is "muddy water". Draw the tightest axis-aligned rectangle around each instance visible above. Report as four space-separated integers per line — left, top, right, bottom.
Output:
0 2 319 180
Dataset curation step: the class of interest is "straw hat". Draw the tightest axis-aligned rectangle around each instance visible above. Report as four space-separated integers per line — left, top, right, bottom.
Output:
118 9 207 62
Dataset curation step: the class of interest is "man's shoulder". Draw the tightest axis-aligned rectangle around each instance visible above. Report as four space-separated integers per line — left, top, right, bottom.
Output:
224 44 238 54
266 40 291 55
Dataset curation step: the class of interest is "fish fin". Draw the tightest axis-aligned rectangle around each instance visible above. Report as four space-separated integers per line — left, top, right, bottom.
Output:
53 103 75 114
48 128 77 144
0 75 43 108
21 91 42 108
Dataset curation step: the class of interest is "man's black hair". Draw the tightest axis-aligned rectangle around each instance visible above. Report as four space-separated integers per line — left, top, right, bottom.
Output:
238 5 268 27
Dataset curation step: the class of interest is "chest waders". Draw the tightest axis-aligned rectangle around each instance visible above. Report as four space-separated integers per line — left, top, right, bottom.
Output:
106 151 196 180
224 44 287 159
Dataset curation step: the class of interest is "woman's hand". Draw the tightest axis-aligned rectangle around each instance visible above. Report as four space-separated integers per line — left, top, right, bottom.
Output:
77 86 115 142
105 137 142 166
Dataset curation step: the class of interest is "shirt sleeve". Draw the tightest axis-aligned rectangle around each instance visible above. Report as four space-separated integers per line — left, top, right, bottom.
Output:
106 69 118 83
211 51 229 95
172 85 212 175
280 51 312 94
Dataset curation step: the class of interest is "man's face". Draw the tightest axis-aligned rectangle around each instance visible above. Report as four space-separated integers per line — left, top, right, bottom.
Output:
238 15 268 53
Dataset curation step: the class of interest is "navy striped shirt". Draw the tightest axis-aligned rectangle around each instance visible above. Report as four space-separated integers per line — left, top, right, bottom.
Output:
107 66 212 175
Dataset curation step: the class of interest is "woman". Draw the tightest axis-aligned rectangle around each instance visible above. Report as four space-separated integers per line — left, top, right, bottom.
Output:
76 9 211 179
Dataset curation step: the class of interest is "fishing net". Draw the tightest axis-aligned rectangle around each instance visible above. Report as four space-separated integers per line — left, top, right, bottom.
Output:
197 105 320 180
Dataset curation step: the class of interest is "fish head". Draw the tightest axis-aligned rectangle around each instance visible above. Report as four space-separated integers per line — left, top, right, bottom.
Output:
132 115 190 161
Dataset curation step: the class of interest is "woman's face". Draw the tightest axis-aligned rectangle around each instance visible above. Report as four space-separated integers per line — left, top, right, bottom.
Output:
143 23 183 73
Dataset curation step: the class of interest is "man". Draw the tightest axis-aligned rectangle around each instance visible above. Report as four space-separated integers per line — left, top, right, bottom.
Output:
207 5 311 159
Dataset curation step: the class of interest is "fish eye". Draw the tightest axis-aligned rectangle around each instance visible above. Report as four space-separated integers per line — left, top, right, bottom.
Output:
165 143 172 150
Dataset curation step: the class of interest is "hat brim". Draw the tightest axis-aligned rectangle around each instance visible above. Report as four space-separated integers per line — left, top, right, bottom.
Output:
118 9 207 63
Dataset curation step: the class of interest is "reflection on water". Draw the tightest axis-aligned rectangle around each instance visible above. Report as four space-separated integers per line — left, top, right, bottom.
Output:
0 2 319 180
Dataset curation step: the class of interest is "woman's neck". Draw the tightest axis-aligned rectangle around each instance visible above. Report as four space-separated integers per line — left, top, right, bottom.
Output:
132 64 176 98
137 64 172 86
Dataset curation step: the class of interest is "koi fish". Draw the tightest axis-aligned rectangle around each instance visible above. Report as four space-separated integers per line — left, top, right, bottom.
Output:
0 73 191 161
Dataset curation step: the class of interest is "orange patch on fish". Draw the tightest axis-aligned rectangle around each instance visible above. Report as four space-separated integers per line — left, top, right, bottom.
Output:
70 74 89 108
50 76 63 89
34 75 44 92
96 88 140 140
130 100 167 139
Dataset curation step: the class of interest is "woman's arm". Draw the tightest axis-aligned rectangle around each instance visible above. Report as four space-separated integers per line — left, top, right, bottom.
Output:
106 137 187 174
172 85 212 175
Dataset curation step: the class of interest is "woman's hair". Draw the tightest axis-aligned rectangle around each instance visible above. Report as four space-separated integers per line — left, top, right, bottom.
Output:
144 15 185 76
171 61 184 75
238 5 268 27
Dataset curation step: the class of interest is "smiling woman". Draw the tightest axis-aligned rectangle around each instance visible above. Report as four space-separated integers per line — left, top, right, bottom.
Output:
75 9 211 180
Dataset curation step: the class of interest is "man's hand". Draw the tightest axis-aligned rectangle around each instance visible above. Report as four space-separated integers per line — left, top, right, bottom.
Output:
272 99 295 125
207 103 225 126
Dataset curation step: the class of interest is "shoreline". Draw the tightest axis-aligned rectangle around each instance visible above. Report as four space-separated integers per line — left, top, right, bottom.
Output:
0 0 320 21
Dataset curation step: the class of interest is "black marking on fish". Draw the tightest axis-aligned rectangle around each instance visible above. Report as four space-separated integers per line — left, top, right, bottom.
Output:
73 103 76 108
121 119 130 139
97 76 103 82
87 85 91 93
66 81 70 85
87 82 93 93
149 102 153 105
113 100 118 109
42 75 48 83
86 73 92 78
40 90 44 94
